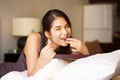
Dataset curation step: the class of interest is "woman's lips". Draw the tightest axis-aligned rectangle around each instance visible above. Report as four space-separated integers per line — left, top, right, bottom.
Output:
61 37 68 44
60 35 70 43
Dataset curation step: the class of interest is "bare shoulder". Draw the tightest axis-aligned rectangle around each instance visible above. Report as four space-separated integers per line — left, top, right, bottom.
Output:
25 32 42 44
24 32 42 55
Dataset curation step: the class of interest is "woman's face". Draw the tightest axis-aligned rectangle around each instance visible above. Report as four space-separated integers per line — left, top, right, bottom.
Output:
48 17 71 48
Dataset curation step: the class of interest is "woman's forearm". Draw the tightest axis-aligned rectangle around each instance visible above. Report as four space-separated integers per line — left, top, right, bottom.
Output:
27 59 45 76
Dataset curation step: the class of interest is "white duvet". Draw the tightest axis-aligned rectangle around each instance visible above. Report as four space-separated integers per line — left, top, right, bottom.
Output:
1 50 120 80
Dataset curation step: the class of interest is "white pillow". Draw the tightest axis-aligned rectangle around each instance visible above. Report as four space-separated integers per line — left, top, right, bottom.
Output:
1 50 120 80
53 50 120 80
25 59 69 80
1 59 69 80
0 71 27 80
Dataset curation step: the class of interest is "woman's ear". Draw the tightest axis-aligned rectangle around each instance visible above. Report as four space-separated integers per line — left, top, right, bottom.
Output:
44 31 51 39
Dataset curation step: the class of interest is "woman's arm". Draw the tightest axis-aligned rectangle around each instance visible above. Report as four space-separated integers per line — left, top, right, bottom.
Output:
24 33 56 76
66 38 89 55
24 33 41 76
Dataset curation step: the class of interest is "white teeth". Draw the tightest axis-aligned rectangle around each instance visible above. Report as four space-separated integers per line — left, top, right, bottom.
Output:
61 36 68 41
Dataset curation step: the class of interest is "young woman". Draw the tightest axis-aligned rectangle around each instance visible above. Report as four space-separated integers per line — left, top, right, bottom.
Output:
0 9 89 78
24 9 89 76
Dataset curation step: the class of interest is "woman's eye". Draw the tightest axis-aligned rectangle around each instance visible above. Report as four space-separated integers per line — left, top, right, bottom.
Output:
65 24 70 28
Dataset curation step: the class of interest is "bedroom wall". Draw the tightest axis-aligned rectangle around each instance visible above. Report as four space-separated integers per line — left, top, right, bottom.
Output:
0 19 1 63
0 0 89 62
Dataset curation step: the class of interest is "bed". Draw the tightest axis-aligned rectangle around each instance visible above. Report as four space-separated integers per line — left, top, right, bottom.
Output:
1 49 120 80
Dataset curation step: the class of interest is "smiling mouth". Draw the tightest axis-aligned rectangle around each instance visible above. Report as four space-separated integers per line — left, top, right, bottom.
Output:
61 37 68 42
62 38 67 41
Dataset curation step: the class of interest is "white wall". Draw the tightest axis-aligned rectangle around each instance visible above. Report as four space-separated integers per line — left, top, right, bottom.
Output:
0 0 89 61
83 4 113 43
0 19 1 62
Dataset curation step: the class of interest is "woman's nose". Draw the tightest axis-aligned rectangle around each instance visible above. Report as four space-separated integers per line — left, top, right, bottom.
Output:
61 28 67 34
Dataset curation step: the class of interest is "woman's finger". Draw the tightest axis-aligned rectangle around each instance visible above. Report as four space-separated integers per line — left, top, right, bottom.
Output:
66 38 79 43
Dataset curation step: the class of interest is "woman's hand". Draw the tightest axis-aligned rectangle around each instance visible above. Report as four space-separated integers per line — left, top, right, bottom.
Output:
24 33 56 76
66 38 89 55
38 39 56 67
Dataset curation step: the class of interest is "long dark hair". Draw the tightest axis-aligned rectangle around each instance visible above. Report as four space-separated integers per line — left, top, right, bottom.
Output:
42 9 71 33
42 9 72 54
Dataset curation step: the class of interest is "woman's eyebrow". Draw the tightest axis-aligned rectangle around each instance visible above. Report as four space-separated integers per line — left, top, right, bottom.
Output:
53 23 68 29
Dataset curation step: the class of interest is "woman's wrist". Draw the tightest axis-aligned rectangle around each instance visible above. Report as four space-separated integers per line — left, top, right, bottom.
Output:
80 43 89 55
